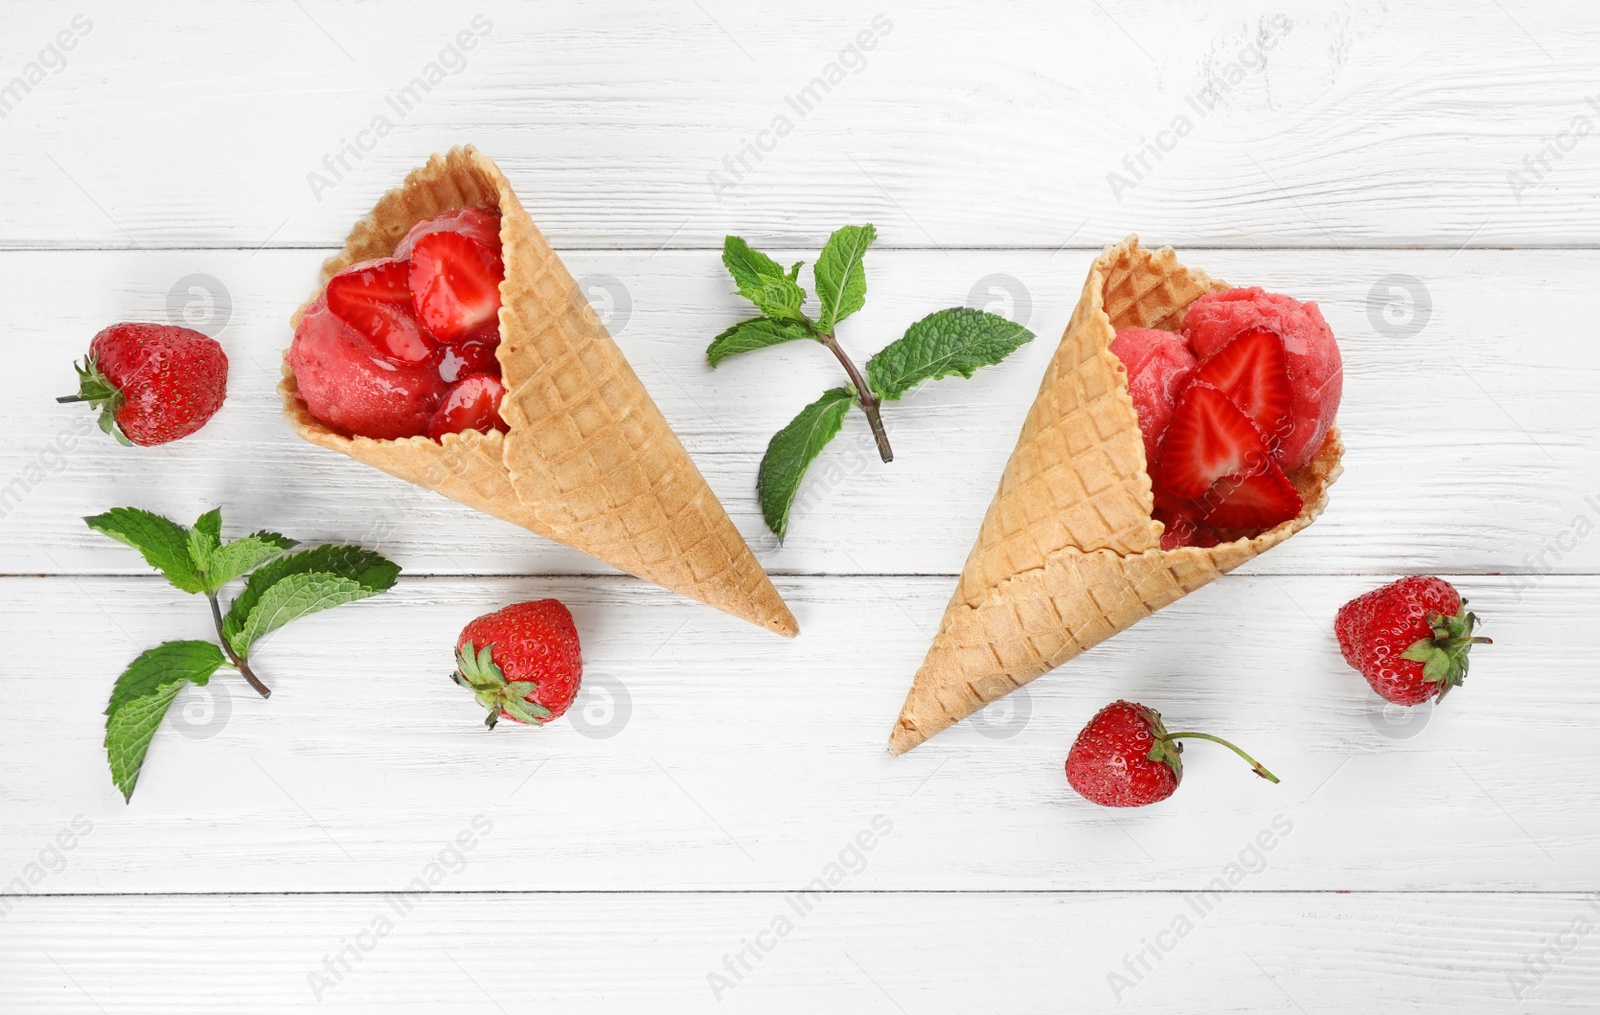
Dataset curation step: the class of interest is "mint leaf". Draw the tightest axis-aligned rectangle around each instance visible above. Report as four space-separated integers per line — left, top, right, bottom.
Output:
104 640 226 802
223 545 400 656
723 236 808 322
85 507 205 594
204 532 298 591
707 318 815 367
866 308 1033 402
757 388 854 541
814 224 875 331
187 508 223 574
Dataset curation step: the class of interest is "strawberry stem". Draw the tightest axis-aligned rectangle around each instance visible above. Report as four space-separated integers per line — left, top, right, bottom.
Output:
1161 732 1279 783
817 331 893 463
208 593 271 699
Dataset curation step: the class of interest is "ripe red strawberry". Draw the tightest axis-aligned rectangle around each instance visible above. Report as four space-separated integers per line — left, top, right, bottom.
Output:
452 599 583 729
1065 701 1277 807
1334 577 1490 705
325 258 438 365
409 230 505 344
1191 327 1293 455
60 323 228 446
427 374 509 441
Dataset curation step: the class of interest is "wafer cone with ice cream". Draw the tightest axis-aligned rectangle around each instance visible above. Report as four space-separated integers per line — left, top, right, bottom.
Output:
888 236 1342 752
280 146 797 637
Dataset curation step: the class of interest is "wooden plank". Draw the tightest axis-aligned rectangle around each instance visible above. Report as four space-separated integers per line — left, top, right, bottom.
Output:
5 248 1594 577
0 573 1584 893
4 2 1599 249
1 892 1596 1011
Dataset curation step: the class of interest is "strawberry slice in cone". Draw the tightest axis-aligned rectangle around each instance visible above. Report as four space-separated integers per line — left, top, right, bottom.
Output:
280 146 796 637
888 237 1343 754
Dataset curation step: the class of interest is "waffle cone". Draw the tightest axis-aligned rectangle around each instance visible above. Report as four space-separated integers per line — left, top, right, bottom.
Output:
889 236 1343 753
281 146 797 637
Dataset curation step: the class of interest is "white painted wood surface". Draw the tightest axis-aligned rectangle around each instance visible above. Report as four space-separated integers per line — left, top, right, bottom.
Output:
3 0 1598 1011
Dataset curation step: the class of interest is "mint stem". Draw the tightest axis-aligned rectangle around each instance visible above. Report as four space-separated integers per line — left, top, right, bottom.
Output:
207 593 271 699
1161 731 1279 783
818 332 892 462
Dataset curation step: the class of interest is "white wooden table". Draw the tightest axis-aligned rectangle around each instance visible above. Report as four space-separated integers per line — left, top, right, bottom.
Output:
3 2 1597 1011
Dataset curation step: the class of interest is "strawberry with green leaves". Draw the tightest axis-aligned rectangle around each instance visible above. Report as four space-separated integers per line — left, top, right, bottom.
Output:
88 506 399 801
1065 701 1278 808
60 323 229 446
1335 576 1491 705
453 600 583 729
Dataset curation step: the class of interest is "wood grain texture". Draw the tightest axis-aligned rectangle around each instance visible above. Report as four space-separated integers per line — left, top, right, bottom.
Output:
0 574 1585 892
1 892 1597 1012
6 248 1594 577
3 2 1599 249
4 2 1598 1009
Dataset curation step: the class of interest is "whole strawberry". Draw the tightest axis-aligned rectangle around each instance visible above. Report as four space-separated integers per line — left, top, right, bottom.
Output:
1065 700 1277 807
452 599 583 729
60 323 228 446
1335 576 1490 706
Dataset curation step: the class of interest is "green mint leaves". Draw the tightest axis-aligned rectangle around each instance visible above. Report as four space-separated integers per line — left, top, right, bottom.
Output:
105 641 226 802
722 237 808 322
708 225 1033 541
222 544 400 657
88 506 400 801
707 318 813 367
757 388 853 541
866 307 1034 402
86 506 299 596
814 224 875 331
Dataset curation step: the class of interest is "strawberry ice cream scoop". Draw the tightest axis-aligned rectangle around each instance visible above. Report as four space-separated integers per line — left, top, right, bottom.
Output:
1109 327 1197 470
288 296 448 440
1181 287 1341 474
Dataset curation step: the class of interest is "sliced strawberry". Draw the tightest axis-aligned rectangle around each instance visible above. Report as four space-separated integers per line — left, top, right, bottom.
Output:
395 206 502 260
324 258 438 365
1199 459 1303 530
408 231 505 344
1158 382 1271 499
426 373 509 441
1192 327 1294 458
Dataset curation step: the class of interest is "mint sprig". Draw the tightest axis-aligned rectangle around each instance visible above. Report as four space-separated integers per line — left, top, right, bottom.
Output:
88 506 400 801
708 224 1034 540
